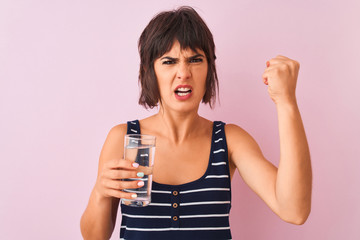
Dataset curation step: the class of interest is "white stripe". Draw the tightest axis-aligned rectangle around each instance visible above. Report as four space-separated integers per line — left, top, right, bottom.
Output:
215 129 221 134
216 123 222 127
148 203 172 206
205 175 229 179
213 149 225 154
123 189 147 193
212 162 226 166
140 153 148 157
180 188 230 194
214 138 223 143
122 213 171 219
180 213 229 218
151 190 172 194
123 226 230 231
180 201 230 206
131 139 138 144
130 129 138 133
178 226 231 231
130 121 136 124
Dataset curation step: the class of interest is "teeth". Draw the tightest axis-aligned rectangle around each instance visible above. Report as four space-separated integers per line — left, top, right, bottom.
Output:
177 92 190 96
177 87 191 91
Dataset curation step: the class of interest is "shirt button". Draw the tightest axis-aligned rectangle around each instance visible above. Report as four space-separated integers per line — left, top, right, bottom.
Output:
173 216 178 221
172 203 178 208
173 191 178 196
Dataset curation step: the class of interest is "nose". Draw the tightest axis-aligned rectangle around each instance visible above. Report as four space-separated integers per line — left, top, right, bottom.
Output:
176 62 191 80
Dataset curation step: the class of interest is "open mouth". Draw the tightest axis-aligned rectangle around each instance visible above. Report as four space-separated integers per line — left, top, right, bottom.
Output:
175 87 192 96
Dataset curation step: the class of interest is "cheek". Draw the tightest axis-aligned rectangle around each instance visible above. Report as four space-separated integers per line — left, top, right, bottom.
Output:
156 73 174 99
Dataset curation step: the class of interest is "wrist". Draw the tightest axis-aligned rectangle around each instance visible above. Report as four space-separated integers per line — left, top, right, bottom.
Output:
92 183 111 204
274 96 297 107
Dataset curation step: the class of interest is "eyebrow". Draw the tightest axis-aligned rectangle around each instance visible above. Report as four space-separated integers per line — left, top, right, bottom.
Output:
160 54 205 61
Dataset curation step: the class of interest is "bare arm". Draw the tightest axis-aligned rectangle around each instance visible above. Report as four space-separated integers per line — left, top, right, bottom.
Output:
80 124 141 239
227 56 312 225
274 99 312 224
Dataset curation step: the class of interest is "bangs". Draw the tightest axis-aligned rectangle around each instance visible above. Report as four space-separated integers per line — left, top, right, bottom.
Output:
152 9 210 59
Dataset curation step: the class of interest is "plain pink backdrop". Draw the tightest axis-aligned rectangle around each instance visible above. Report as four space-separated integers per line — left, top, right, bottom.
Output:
1 0 359 239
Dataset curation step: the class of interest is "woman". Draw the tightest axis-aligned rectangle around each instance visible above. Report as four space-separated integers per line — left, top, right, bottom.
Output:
80 6 312 240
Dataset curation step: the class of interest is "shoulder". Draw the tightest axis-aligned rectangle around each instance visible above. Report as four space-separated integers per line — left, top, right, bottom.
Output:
224 123 252 142
107 123 128 140
224 123 262 159
100 123 128 157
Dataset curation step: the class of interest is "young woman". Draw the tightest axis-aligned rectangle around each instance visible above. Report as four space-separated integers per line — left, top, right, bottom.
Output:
80 6 312 240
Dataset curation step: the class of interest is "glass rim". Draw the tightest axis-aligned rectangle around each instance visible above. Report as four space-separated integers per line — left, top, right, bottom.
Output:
125 134 156 140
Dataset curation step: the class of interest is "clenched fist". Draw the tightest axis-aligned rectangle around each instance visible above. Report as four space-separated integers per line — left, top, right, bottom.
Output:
262 55 300 104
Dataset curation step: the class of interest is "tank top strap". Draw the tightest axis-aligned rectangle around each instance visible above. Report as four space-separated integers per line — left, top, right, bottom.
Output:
126 120 140 134
208 121 230 176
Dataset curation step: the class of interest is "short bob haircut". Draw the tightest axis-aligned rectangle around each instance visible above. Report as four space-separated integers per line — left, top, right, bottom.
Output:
138 6 218 109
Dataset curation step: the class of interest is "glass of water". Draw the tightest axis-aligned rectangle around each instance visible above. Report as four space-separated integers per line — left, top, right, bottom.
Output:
122 134 156 207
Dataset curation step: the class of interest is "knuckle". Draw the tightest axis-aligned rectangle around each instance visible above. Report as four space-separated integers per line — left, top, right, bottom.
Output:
109 189 121 198
280 63 288 70
115 190 123 199
115 170 123 179
117 181 124 189
100 178 107 187
289 61 296 68
119 170 130 179
123 170 136 178
109 170 117 179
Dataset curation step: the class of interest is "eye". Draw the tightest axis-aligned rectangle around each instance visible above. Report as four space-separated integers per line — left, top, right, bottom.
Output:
162 60 175 65
190 58 203 63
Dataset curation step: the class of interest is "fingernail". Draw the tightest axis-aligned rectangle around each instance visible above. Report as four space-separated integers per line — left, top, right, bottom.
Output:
137 172 144 177
266 61 270 67
131 194 137 198
132 163 139 168
137 181 144 187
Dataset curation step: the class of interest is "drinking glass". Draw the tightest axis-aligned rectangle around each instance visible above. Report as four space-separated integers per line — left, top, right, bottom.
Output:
121 134 156 207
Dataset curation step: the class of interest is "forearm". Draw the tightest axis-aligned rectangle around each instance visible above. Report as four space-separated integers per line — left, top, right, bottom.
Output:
275 99 312 224
80 188 117 240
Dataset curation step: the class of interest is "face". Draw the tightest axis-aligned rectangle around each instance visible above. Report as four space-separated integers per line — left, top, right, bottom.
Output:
154 40 208 113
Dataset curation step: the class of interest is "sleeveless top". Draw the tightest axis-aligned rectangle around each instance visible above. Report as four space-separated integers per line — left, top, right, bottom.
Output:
120 120 232 240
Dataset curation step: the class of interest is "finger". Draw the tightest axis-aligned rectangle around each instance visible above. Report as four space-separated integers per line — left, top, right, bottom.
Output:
262 73 269 85
103 179 145 190
275 55 289 59
137 166 153 175
106 169 141 180
267 59 286 68
105 188 138 199
106 158 139 170
263 77 268 85
262 71 270 82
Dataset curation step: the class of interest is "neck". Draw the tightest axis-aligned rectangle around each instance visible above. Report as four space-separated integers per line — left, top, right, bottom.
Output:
156 106 203 144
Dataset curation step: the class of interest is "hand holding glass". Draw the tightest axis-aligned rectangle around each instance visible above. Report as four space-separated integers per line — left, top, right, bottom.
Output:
121 134 156 207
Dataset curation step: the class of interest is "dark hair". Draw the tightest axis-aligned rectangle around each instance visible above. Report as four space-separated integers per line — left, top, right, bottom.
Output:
138 6 219 109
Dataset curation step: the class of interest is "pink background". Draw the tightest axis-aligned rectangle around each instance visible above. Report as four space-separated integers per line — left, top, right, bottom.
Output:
1 0 359 239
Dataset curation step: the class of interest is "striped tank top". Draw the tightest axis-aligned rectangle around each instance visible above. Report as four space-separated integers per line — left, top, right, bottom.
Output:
120 120 232 239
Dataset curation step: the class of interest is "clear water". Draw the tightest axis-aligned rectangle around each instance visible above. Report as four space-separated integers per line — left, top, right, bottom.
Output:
121 145 155 207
